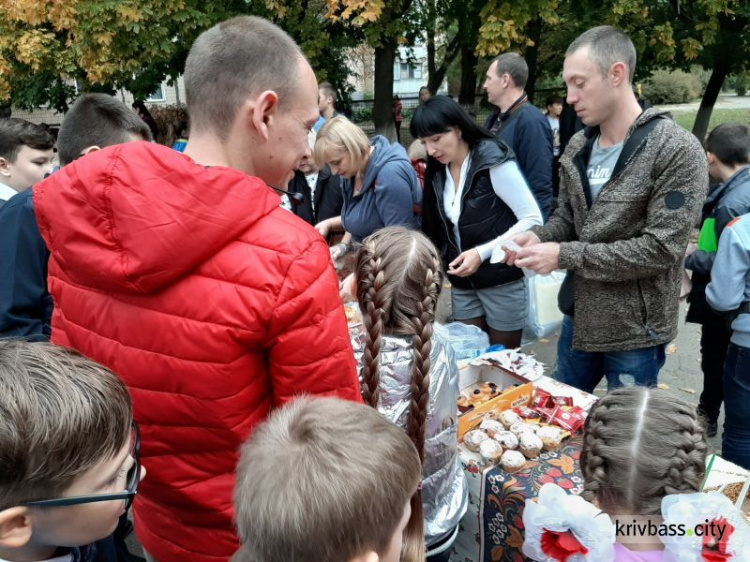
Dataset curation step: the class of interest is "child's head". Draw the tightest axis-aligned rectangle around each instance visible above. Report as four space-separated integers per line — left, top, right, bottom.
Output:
0 341 135 559
57 93 154 166
545 95 564 118
706 123 750 178
0 118 55 191
234 397 422 562
580 387 707 516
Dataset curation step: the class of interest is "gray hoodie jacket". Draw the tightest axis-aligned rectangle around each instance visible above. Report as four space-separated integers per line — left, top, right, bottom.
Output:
706 213 750 348
533 109 708 352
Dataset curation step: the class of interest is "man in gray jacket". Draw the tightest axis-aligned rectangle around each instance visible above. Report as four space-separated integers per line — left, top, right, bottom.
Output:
507 26 707 393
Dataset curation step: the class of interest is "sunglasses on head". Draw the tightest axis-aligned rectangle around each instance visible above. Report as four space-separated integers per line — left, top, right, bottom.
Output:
22 421 141 511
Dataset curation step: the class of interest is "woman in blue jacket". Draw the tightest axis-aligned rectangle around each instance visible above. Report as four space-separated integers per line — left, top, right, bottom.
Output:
314 117 422 259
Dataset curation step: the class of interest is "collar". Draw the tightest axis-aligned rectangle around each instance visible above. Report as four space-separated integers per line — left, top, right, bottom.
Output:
0 182 19 202
499 92 528 122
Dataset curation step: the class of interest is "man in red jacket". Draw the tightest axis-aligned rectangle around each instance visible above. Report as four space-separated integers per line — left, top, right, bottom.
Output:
33 16 362 562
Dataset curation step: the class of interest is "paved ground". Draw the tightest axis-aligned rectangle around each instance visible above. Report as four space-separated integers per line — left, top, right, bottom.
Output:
660 93 750 112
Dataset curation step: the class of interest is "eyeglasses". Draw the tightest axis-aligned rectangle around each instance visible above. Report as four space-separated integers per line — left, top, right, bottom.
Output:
23 421 141 511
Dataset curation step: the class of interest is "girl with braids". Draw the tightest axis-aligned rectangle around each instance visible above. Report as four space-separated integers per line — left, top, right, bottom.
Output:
523 387 747 561
580 387 708 560
354 227 468 562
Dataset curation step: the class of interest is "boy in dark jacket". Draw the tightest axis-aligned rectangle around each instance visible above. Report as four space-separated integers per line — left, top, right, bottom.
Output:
0 341 140 562
686 123 750 437
0 94 152 341
0 119 54 207
285 133 343 228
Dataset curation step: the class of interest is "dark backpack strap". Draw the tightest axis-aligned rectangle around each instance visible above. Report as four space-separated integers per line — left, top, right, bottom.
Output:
610 115 661 179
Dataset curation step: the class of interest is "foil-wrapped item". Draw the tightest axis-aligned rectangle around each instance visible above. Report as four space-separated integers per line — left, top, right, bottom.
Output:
352 323 469 545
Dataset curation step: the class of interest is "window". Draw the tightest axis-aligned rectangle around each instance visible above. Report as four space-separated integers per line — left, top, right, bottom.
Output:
396 62 424 81
146 85 165 102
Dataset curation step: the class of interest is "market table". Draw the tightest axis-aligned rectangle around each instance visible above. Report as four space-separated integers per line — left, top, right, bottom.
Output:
452 436 584 562
450 370 596 562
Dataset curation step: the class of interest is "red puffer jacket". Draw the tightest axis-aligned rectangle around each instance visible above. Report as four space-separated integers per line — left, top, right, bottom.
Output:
34 142 362 561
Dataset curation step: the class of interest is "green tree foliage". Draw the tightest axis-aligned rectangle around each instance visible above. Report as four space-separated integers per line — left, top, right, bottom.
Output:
326 0 420 139
0 0 359 114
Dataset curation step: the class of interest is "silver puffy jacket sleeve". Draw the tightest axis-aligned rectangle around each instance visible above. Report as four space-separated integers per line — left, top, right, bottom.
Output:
352 323 469 546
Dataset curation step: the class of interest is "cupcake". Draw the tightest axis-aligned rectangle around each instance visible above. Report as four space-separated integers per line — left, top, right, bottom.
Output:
469 388 485 406
479 438 503 464
499 410 522 429
537 426 564 451
457 395 473 413
479 419 505 438
493 430 519 450
519 432 543 458
464 429 489 452
500 450 527 473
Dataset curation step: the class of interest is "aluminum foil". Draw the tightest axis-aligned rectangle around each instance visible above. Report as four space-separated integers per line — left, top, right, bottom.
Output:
352 323 469 544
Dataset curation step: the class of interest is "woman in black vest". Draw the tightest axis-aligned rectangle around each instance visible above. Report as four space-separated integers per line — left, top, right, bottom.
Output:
411 96 542 348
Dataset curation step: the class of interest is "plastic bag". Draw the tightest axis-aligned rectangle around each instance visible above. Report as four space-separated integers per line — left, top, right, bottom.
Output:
444 322 490 360
523 271 566 342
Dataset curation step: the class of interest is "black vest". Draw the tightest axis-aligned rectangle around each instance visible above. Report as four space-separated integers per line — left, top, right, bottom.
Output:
422 138 524 290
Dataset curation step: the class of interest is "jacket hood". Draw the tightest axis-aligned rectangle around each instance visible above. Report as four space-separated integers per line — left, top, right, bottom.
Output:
34 141 281 294
363 135 411 189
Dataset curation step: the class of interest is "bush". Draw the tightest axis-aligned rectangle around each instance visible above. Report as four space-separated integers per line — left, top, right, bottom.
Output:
350 105 372 124
642 70 702 105
727 74 750 97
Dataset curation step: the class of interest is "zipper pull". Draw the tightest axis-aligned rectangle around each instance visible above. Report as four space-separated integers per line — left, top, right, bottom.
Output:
644 324 658 340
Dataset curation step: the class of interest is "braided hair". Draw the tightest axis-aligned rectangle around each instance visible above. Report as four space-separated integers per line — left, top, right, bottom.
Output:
355 227 444 562
580 387 708 516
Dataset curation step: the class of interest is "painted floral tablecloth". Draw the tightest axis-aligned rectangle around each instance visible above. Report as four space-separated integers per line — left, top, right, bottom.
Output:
452 437 584 562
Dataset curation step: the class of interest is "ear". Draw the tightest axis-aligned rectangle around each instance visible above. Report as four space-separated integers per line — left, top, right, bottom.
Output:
706 152 717 165
0 507 33 548
81 146 102 157
348 551 379 562
0 157 11 177
610 61 629 87
250 90 280 142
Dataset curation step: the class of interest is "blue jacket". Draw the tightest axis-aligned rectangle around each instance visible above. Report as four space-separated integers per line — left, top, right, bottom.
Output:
0 188 52 341
342 135 422 243
686 166 750 324
485 102 554 220
706 213 750 348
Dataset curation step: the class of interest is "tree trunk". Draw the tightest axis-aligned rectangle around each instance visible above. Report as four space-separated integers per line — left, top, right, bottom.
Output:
428 35 460 94
426 3 436 87
373 43 397 140
692 60 729 142
458 45 478 105
524 17 543 104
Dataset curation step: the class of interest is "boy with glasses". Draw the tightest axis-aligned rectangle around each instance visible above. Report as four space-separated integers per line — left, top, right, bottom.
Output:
0 341 142 562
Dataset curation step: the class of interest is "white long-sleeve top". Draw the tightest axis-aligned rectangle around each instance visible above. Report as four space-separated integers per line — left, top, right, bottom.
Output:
443 154 542 260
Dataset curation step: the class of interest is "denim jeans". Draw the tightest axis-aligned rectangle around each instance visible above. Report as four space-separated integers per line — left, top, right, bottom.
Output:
555 315 666 393
722 343 750 470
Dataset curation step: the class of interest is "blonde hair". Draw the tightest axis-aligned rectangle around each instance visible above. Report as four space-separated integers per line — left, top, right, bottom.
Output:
581 387 707 516
234 397 421 562
356 226 444 562
314 116 371 174
407 139 427 161
0 341 133 509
